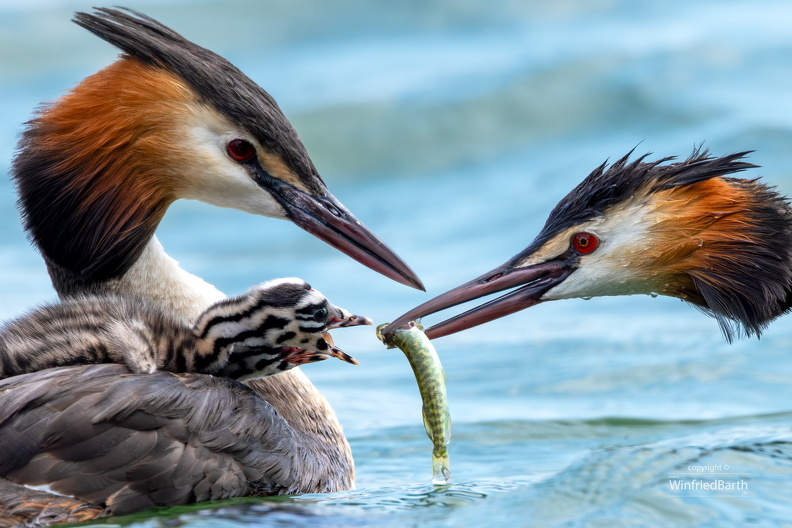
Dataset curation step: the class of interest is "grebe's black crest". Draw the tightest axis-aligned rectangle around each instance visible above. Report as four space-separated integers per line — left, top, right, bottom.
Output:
73 8 319 189
523 149 758 257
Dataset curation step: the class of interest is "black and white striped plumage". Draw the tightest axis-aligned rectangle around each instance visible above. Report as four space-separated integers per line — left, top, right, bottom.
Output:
0 278 368 382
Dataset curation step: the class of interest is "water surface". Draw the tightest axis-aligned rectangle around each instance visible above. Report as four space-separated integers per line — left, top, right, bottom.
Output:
1 1 791 526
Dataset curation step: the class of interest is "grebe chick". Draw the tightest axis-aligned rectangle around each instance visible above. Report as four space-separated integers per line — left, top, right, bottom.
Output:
0 278 369 381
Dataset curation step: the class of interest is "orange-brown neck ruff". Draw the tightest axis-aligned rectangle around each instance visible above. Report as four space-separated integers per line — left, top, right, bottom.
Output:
645 176 792 338
13 58 191 289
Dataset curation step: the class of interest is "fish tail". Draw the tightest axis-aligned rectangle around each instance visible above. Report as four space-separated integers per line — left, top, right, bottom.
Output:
431 447 450 485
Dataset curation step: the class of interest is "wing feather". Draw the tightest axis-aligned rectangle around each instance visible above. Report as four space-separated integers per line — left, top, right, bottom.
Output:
0 364 300 515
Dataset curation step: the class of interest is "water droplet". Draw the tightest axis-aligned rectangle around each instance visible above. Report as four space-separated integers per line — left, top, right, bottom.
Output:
649 292 659 298
582 296 593 301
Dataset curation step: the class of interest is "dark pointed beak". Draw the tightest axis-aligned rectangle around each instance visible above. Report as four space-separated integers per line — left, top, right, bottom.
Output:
327 313 373 330
321 332 360 365
275 184 424 291
385 257 573 339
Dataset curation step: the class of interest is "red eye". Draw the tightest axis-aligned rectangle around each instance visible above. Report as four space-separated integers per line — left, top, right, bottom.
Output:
226 139 256 162
572 232 599 254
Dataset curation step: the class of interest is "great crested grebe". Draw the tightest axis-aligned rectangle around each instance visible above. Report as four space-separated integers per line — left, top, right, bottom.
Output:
0 278 368 380
389 149 792 340
0 7 421 525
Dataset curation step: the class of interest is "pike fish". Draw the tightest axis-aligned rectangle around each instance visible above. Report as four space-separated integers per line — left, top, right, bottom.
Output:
377 321 451 485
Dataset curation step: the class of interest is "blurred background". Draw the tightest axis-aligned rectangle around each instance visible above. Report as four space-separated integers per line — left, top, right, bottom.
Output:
1 1 791 526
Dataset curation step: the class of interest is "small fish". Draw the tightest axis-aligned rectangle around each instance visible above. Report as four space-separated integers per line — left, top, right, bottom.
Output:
377 321 451 485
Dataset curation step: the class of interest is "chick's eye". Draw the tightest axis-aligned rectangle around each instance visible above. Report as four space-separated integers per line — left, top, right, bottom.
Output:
572 232 599 254
226 139 256 162
313 308 328 323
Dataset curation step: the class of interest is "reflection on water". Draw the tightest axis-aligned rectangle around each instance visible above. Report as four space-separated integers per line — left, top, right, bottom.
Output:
2 0 792 526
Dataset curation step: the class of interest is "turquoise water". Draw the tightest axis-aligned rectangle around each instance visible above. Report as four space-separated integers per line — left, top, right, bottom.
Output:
2 1 792 526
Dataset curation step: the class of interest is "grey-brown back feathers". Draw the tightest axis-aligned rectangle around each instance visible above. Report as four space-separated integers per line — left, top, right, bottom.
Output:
0 365 311 514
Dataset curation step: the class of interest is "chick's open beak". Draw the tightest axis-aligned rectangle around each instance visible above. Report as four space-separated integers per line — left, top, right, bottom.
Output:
281 346 330 365
386 258 572 340
321 332 360 365
319 311 369 365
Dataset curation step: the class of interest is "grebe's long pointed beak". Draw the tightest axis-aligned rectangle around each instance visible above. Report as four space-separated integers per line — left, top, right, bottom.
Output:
275 184 425 291
386 258 572 339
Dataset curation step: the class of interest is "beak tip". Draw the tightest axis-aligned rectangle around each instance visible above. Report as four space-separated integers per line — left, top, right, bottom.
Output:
381 318 408 336
329 345 360 365
393 271 426 291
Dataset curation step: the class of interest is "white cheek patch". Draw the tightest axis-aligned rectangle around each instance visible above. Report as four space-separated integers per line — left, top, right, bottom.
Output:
516 234 570 268
542 198 660 301
177 108 287 218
